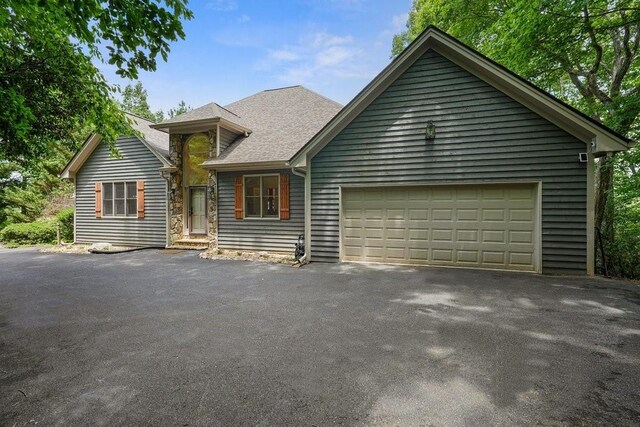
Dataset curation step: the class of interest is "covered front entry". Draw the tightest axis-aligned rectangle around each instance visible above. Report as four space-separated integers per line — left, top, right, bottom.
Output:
340 183 539 272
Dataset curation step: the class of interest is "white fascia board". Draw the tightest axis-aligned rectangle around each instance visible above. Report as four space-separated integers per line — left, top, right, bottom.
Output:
200 161 287 171
60 134 102 179
150 118 251 135
137 137 174 168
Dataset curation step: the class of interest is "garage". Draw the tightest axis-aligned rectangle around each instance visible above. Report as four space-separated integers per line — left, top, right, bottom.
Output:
341 183 539 271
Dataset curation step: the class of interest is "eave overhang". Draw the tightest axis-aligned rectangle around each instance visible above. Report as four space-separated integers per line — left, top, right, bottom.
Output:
200 160 288 172
289 26 632 168
150 117 252 135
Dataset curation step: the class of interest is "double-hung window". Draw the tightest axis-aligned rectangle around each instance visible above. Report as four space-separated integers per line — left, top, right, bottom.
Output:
103 182 137 217
244 175 279 218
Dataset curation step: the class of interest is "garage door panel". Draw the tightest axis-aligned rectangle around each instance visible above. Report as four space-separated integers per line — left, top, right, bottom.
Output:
482 230 506 243
343 227 362 238
431 229 453 242
482 251 506 265
509 231 533 244
341 184 537 271
457 230 479 242
432 249 454 262
456 208 479 221
456 250 479 263
510 209 533 222
432 209 453 220
482 209 506 222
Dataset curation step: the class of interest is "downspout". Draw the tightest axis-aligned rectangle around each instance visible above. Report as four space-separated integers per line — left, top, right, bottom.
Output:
290 167 307 264
72 173 77 243
161 170 171 248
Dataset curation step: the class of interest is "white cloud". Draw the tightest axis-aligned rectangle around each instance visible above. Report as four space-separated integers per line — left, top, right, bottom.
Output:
316 46 351 67
237 14 251 23
375 13 409 49
206 0 237 12
269 49 300 61
258 30 373 85
391 13 408 32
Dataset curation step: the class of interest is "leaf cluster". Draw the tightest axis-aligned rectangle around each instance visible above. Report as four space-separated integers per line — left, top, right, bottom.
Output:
0 0 192 164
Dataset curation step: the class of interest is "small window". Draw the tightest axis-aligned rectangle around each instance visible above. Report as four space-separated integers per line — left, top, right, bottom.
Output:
103 182 138 217
244 175 279 218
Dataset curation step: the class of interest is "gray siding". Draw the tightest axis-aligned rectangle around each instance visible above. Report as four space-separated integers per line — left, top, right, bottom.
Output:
75 137 167 246
311 50 587 274
218 169 304 252
219 127 237 153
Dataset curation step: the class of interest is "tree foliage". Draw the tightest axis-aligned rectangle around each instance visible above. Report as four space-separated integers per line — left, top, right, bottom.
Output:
0 144 74 228
168 100 192 118
394 0 640 277
120 82 164 123
0 0 193 164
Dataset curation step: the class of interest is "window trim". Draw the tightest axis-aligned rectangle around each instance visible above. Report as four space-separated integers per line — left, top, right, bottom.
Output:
243 174 280 220
102 181 139 219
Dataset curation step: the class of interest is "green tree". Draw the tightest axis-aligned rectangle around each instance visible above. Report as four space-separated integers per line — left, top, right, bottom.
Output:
0 145 74 227
0 0 193 164
120 82 165 123
168 100 192 118
393 0 640 276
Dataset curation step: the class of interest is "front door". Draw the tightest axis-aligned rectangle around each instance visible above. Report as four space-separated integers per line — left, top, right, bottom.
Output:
189 187 207 234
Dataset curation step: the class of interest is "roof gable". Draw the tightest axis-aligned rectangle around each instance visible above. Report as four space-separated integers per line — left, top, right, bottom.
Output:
61 113 172 179
151 102 250 133
290 26 631 167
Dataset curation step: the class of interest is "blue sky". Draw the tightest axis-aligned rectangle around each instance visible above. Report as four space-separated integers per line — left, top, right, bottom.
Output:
101 0 412 113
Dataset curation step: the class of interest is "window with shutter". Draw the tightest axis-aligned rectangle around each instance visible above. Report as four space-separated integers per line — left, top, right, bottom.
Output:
99 181 141 218
234 176 243 219
280 174 290 220
95 182 102 218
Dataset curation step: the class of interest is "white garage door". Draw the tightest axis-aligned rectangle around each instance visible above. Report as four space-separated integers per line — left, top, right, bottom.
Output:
341 184 538 271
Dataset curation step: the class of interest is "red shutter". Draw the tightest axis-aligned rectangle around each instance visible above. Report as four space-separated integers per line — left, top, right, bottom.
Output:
234 176 243 219
137 180 145 219
280 174 290 220
95 183 102 218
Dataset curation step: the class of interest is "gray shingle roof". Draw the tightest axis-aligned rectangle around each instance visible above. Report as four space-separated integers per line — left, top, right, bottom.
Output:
203 86 342 167
126 113 170 160
156 102 248 129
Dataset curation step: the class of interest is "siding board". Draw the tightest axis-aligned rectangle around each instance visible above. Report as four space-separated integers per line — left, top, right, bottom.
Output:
310 50 587 274
219 127 238 153
218 170 304 253
75 137 167 247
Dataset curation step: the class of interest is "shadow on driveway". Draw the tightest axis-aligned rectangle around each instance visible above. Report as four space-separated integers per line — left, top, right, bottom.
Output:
1 248 639 425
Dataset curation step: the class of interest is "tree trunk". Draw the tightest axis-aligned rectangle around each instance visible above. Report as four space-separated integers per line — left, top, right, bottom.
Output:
594 153 616 273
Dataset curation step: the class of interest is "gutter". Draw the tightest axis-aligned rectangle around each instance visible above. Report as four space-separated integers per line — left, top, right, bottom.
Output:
160 169 172 248
290 167 306 178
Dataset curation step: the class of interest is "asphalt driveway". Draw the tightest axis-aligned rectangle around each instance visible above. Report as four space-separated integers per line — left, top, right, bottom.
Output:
1 248 639 426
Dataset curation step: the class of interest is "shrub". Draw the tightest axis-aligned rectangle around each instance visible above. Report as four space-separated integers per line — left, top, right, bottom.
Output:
56 207 74 243
0 220 57 246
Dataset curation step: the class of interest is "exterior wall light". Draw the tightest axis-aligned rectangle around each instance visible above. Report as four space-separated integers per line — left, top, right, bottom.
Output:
425 121 436 141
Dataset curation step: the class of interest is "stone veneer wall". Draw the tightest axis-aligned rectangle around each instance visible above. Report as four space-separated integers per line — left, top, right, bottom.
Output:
168 129 218 246
206 129 218 247
168 134 184 244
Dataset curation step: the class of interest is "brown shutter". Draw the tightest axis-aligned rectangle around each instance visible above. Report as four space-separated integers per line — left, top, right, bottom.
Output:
95 183 102 218
234 176 243 219
137 180 145 219
280 174 290 220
